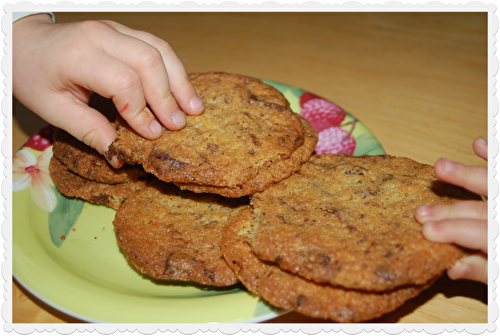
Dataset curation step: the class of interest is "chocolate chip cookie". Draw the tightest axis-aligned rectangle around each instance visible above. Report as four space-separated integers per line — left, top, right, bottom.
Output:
249 154 477 291
222 207 434 322
52 128 146 184
107 72 317 197
49 155 148 210
113 180 248 286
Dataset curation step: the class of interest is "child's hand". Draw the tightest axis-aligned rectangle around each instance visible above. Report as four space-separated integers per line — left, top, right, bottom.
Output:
415 137 488 284
13 14 204 167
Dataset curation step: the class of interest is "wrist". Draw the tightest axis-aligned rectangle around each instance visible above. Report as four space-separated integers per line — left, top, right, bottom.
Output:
12 13 54 104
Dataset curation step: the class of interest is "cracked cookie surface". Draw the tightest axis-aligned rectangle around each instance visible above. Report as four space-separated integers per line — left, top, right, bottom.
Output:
222 207 434 322
52 128 146 184
112 180 248 286
108 72 316 197
49 156 148 210
175 116 317 197
249 154 478 291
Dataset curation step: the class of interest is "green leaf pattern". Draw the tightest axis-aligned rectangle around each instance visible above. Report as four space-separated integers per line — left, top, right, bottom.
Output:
48 187 85 247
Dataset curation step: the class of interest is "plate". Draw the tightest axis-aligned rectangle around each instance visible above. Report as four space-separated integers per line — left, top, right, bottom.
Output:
12 81 385 323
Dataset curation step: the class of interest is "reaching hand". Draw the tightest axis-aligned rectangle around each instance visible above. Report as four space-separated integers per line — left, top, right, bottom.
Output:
415 137 488 284
13 14 204 167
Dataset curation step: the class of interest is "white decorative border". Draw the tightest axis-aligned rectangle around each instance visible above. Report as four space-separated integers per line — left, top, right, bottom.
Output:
1 1 498 11
1 1 497 335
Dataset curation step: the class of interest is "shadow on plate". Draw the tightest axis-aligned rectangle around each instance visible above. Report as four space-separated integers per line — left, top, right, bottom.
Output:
116 245 247 294
147 277 247 294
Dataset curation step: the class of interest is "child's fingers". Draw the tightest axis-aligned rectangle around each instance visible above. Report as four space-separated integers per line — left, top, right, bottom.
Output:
473 136 488 161
434 158 487 196
100 20 204 117
40 93 123 167
68 48 164 140
94 26 188 130
147 43 204 116
415 201 487 224
447 253 488 284
422 218 487 253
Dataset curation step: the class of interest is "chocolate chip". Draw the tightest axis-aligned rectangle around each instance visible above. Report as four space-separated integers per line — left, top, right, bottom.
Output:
151 153 186 170
207 143 219 153
294 295 308 308
375 265 394 283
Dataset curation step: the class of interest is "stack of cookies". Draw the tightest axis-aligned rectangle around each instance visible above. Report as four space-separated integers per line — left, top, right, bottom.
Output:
222 154 476 322
49 72 479 322
108 72 318 198
50 127 151 210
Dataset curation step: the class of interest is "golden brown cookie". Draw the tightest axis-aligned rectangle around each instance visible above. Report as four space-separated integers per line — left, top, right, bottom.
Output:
249 154 478 291
107 72 317 197
52 128 147 184
49 156 149 210
112 180 248 286
175 117 317 197
222 207 435 322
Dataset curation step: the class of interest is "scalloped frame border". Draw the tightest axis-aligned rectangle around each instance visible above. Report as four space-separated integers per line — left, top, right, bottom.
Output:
0 0 500 336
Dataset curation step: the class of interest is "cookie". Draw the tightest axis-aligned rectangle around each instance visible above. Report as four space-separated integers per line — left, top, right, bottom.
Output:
49 156 149 210
222 207 435 323
107 72 317 197
112 180 248 286
249 154 478 291
175 117 317 197
52 128 147 184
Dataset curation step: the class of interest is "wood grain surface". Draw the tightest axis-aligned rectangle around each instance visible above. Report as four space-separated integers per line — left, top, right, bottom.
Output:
12 11 488 324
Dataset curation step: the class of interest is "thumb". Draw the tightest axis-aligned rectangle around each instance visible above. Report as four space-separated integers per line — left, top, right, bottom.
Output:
44 95 124 168
447 254 488 284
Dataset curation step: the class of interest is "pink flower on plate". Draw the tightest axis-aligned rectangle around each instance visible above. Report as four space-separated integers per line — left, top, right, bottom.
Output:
13 147 56 212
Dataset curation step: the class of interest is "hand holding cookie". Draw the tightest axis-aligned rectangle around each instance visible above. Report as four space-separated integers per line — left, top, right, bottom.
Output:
415 137 488 284
13 14 204 168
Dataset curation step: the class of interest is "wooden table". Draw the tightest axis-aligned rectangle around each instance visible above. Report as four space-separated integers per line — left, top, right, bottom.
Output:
12 11 488 324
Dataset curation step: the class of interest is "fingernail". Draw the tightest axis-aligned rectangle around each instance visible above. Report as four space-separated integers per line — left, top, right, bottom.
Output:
478 136 487 144
417 205 431 219
172 110 186 126
440 158 455 173
105 150 125 169
110 156 125 169
150 119 163 136
104 141 125 169
448 260 468 280
190 96 204 113
422 222 436 241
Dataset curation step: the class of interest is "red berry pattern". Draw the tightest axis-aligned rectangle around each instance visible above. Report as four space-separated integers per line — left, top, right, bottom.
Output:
299 92 321 106
23 124 56 151
300 98 346 133
315 127 356 155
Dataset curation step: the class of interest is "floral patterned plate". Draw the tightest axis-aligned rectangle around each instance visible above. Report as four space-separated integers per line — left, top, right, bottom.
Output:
12 81 385 323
